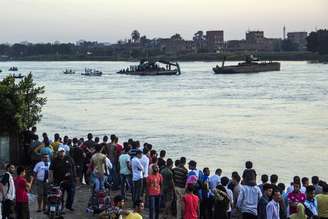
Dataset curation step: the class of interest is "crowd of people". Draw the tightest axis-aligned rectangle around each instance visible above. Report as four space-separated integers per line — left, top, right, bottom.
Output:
0 127 328 219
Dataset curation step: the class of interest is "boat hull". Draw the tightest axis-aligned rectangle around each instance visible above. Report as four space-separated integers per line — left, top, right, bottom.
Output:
117 70 179 76
213 62 280 74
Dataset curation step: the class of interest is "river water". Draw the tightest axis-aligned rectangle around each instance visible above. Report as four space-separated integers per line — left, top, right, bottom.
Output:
1 61 327 183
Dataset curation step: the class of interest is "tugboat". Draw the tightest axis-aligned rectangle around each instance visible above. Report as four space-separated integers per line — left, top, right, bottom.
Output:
81 68 102 76
9 66 18 71
213 56 280 74
117 60 181 76
63 69 75 74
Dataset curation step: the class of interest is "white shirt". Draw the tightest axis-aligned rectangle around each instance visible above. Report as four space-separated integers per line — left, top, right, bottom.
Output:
131 157 144 181
105 157 113 174
33 161 51 181
0 172 15 201
140 154 149 178
209 174 221 190
225 186 234 212
59 144 70 153
237 185 262 215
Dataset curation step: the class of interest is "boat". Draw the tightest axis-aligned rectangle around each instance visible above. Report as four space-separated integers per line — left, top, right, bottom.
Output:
117 60 181 76
213 56 280 74
8 67 18 71
63 69 75 74
0 69 2 73
12 74 24 79
81 68 102 76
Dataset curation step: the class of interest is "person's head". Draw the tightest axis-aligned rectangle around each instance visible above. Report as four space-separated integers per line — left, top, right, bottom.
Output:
232 172 241 185
221 176 230 187
113 195 125 208
87 133 93 140
215 168 222 176
166 158 173 168
302 177 309 187
42 153 49 162
263 183 274 197
114 136 119 144
79 138 84 145
152 164 159 174
311 176 319 185
63 136 69 144
175 159 180 167
58 148 65 158
203 167 210 176
186 183 194 193
293 182 301 193
103 135 108 143
124 146 130 154
188 160 197 170
134 200 144 213
270 174 278 184
42 132 48 139
150 150 157 158
54 133 60 141
272 189 281 202
245 161 253 169
110 134 116 142
136 150 143 159
17 166 26 177
293 176 301 185
159 150 166 158
277 183 286 194
6 164 15 175
306 185 315 200
32 126 37 133
44 137 50 146
261 174 269 183
72 137 78 145
180 157 186 166
142 148 149 155
135 140 140 147
95 137 100 143
95 144 102 153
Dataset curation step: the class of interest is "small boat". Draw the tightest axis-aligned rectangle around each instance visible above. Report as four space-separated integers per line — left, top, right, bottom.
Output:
81 68 102 76
0 69 2 73
117 60 181 76
12 74 24 79
9 67 18 71
213 56 280 74
63 69 75 74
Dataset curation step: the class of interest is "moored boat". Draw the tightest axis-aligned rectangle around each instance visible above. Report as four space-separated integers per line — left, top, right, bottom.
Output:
63 69 75 74
9 66 18 71
117 60 181 76
213 56 280 74
81 68 102 76
12 73 24 79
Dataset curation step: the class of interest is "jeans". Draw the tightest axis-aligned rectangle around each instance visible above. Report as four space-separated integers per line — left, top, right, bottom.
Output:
61 183 75 209
1 199 15 219
109 164 120 189
120 174 132 198
149 195 160 219
132 179 143 207
91 173 105 192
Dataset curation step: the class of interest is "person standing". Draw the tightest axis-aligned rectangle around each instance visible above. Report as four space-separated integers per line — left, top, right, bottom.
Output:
259 175 269 194
146 165 163 219
287 182 306 215
157 150 166 170
221 176 234 219
182 184 200 219
236 183 262 219
160 158 175 219
14 166 31 219
316 183 328 219
304 185 318 218
312 176 323 195
131 150 144 207
0 164 16 219
90 144 107 192
119 147 132 199
258 183 274 219
266 189 281 219
70 138 85 186
31 153 50 212
49 147 76 211
173 157 188 219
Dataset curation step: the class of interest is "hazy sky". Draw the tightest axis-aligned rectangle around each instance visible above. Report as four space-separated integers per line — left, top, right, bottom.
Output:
0 0 327 43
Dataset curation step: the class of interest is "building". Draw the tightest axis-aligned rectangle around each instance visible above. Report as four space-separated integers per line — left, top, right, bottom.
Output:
206 30 224 51
246 31 264 43
287 32 308 50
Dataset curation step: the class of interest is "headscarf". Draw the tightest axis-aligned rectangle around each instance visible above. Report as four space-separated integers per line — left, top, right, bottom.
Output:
290 203 307 219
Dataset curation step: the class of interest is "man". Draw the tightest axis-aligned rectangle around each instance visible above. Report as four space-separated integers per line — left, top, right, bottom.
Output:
157 150 166 170
40 137 53 161
90 144 107 192
266 189 281 219
131 150 144 207
70 138 85 186
14 166 31 219
287 182 306 215
119 146 131 198
0 164 16 219
236 181 262 219
270 175 279 186
50 133 61 154
30 135 43 165
173 157 188 219
126 199 144 219
304 185 318 218
312 176 323 195
231 173 242 219
258 183 274 219
32 153 50 212
259 175 269 194
221 176 234 219
146 165 163 219
49 147 76 211
209 168 222 192
81 133 95 185
160 158 175 219
188 160 203 180
99 195 130 219
140 148 150 195
59 136 70 153
316 183 328 219
242 161 257 186
301 177 309 194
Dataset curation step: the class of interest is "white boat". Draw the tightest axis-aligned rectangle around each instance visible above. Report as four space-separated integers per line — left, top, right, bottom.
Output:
63 69 75 74
81 68 102 76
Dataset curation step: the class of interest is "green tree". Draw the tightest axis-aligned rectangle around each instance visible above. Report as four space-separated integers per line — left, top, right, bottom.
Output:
171 33 183 41
0 73 46 133
307 29 328 55
131 30 141 43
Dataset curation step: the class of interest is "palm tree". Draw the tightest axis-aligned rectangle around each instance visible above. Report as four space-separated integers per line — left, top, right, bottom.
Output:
131 30 141 43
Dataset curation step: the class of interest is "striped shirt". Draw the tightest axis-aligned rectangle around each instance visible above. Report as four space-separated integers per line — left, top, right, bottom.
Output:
173 165 188 188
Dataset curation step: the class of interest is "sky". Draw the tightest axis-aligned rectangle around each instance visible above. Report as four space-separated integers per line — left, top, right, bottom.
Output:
0 0 327 44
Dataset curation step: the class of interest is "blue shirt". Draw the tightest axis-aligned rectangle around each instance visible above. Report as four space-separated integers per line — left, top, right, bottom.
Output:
237 185 262 215
40 147 53 159
266 200 280 219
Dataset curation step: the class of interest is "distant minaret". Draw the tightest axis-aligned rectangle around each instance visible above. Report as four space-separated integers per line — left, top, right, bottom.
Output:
283 26 286 40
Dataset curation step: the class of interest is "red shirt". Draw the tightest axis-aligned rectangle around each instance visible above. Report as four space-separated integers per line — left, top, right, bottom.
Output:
115 144 123 157
146 173 163 196
288 191 306 214
183 193 199 219
15 176 28 203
